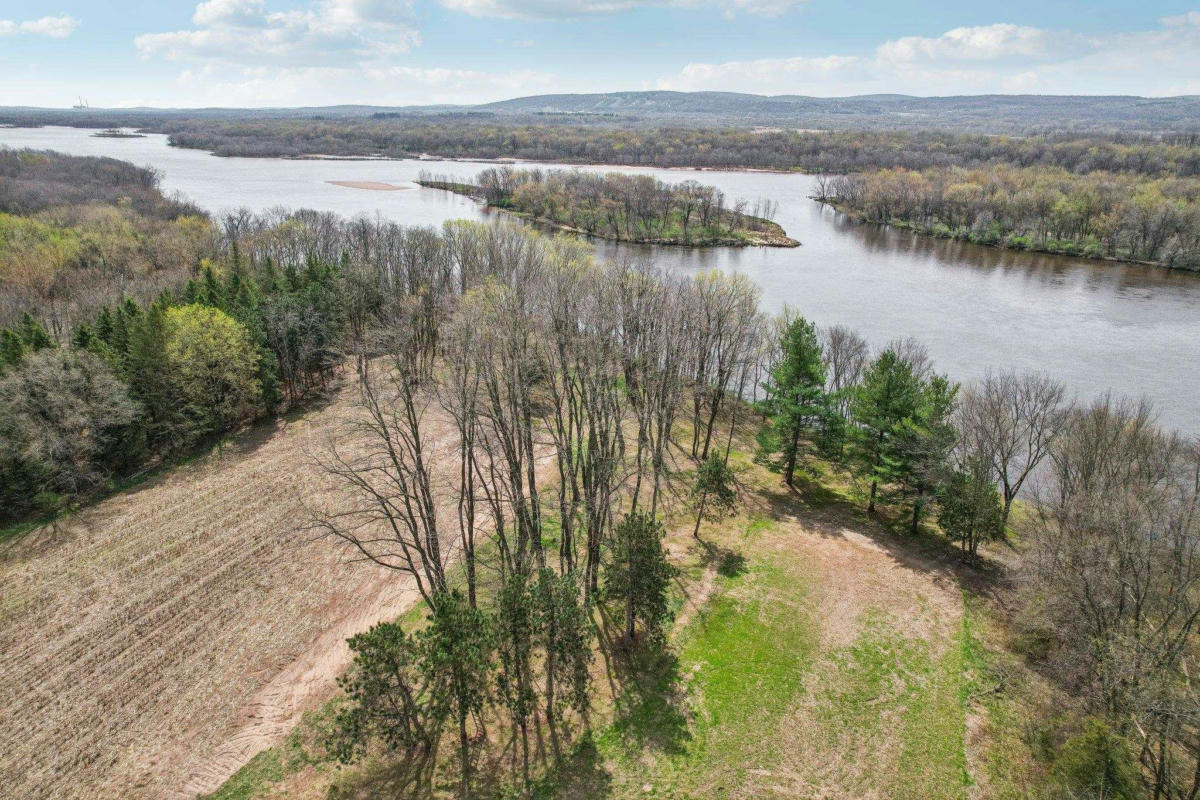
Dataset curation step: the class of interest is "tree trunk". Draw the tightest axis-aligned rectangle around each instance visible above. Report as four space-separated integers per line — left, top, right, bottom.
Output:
784 421 801 487
458 709 471 800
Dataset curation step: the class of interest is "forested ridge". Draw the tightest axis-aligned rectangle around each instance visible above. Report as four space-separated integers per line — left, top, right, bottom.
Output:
419 166 797 246
822 166 1200 269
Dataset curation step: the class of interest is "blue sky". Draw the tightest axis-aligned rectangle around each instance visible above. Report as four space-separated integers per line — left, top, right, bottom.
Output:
1 0 1198 107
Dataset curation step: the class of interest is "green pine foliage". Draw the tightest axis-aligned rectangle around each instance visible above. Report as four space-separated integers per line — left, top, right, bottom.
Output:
763 315 826 486
606 511 677 642
848 350 924 515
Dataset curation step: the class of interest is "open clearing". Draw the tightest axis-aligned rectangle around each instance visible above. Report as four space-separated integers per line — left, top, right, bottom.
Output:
206 443 1027 800
0 376 461 800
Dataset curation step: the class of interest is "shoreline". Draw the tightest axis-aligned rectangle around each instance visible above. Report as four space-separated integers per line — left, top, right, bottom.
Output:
817 198 1193 272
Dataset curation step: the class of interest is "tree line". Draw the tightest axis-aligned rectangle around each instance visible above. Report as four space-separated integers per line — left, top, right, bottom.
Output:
419 167 789 246
824 165 1200 269
147 121 1200 178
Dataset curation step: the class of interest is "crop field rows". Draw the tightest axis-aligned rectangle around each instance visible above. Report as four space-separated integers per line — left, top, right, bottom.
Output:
0 379 468 799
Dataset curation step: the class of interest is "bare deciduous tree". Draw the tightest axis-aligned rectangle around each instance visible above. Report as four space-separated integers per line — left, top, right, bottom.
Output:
958 368 1070 530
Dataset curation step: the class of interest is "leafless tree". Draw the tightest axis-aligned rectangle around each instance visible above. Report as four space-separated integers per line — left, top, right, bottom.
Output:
1022 396 1200 800
310 330 448 610
958 369 1070 529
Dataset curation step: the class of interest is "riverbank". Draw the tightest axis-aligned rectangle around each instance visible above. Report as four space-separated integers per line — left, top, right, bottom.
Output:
816 198 1198 273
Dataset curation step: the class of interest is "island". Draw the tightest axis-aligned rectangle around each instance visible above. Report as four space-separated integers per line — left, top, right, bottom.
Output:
418 167 799 247
91 128 146 138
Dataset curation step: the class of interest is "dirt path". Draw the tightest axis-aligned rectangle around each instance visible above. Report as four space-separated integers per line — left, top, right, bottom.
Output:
174 580 423 798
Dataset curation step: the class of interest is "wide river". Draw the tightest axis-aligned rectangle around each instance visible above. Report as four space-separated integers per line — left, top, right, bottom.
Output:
4 125 1199 435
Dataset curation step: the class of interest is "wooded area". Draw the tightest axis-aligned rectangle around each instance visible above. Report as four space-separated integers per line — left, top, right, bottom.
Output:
419 167 795 246
159 122 1200 176
823 166 1200 269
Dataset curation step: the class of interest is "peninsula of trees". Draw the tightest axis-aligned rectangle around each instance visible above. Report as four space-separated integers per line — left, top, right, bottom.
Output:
821 166 1200 270
418 167 798 247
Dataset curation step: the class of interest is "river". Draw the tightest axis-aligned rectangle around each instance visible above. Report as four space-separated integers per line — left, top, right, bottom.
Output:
3 125 1198 435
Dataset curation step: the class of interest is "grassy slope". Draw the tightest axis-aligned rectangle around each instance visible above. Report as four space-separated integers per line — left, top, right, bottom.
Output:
206 428 1054 800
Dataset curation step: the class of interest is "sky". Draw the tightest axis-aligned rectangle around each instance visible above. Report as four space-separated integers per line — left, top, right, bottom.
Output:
1 0 1199 107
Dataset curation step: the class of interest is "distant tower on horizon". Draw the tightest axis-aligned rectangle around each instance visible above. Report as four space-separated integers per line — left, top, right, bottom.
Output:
72 96 89 110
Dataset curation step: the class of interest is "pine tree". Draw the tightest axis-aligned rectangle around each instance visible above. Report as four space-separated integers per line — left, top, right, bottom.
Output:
17 312 54 352
606 511 676 642
938 458 1004 556
765 316 826 486
423 591 493 800
692 453 738 541
126 302 186 453
893 375 958 534
0 329 25 371
848 350 922 514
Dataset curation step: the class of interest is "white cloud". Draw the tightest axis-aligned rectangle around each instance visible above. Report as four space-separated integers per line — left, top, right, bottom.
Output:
0 15 80 38
659 15 1200 96
876 23 1059 64
136 0 418 67
440 0 805 19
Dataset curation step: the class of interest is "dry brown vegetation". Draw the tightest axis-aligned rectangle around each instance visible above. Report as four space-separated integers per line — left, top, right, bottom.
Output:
0 374 480 799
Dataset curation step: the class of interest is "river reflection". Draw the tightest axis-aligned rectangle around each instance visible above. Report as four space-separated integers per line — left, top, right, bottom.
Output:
2 126 1197 435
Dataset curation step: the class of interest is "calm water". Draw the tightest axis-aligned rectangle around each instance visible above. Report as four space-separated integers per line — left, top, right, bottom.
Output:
4 126 1198 435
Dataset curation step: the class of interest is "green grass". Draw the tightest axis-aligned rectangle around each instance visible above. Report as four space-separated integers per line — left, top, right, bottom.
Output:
806 608 970 800
200 749 289 800
959 593 1052 800
199 717 330 800
587 520 820 799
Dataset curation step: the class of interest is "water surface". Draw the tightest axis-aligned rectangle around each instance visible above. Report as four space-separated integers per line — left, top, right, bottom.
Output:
3 126 1197 435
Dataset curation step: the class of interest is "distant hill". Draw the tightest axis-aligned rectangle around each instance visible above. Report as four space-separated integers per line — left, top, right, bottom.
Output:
476 91 1200 131
3 91 1199 133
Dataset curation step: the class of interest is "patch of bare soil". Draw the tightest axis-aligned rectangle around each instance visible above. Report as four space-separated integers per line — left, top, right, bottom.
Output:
0 377 462 799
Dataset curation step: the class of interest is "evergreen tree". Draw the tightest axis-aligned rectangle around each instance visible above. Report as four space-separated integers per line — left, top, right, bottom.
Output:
765 316 826 486
892 374 958 534
0 328 25 371
848 349 922 514
606 511 676 642
423 591 494 799
495 573 537 785
331 621 434 763
692 453 738 540
938 455 1004 556
17 312 54 352
126 302 187 453
535 568 593 732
